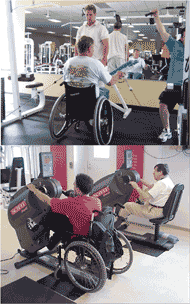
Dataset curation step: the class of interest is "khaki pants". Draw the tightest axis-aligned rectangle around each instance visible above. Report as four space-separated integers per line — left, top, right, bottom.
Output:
119 201 164 219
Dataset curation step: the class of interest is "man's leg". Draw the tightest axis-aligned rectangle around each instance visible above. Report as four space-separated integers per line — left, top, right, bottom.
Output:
158 103 172 142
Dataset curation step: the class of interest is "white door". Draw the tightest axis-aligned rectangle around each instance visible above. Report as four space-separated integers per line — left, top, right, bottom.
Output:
68 146 117 188
86 146 117 183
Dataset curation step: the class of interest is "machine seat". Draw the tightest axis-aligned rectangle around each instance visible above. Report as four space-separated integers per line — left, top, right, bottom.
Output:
149 183 184 241
25 82 44 89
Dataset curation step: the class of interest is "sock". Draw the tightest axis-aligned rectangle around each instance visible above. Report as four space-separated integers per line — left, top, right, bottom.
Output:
167 127 170 133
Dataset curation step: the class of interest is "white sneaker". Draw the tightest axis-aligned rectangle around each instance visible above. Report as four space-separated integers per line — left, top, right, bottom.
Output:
161 131 172 142
158 129 167 139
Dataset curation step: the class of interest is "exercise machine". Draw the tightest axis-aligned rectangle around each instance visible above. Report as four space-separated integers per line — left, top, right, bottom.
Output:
1 73 45 127
7 152 133 293
24 33 34 73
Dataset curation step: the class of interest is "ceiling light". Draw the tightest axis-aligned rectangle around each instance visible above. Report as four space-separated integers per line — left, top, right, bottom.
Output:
143 37 148 39
133 30 140 33
96 16 115 20
150 39 155 41
72 26 80 29
128 24 134 28
25 10 32 14
26 27 37 30
63 34 70 37
138 34 144 36
138 39 143 41
48 19 61 23
47 31 55 34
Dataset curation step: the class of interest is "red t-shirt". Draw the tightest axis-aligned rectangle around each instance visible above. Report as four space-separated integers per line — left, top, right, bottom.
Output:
51 195 102 236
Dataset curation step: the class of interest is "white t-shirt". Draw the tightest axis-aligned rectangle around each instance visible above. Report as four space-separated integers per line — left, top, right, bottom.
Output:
76 21 109 61
128 56 145 74
62 56 112 98
148 176 175 207
108 31 128 60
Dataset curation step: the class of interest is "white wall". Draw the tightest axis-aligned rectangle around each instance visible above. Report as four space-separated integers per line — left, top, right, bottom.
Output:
129 146 190 230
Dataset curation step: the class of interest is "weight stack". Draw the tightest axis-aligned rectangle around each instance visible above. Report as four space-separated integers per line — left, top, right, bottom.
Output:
1 78 5 121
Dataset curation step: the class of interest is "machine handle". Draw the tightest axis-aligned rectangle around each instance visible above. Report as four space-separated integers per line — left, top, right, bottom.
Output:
114 203 125 209
60 81 65 86
145 12 155 17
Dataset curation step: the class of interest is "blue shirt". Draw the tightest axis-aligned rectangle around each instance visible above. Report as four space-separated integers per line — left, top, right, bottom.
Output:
165 35 184 86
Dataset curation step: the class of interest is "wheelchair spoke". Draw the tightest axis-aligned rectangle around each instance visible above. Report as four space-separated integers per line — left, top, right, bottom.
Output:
94 98 114 145
64 241 107 293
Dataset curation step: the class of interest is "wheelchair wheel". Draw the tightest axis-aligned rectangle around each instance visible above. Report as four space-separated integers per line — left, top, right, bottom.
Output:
49 94 73 139
93 96 114 145
64 241 107 293
112 230 133 274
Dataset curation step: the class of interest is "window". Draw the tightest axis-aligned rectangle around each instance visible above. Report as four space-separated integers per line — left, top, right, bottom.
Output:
94 146 110 159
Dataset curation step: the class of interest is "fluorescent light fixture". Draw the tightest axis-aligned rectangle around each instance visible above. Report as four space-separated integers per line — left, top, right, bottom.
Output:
143 37 148 39
72 26 80 29
48 19 61 23
138 34 144 36
96 16 115 20
47 31 55 34
128 24 134 28
63 34 70 37
25 10 32 14
138 39 143 41
26 27 37 30
150 39 155 41
133 30 140 33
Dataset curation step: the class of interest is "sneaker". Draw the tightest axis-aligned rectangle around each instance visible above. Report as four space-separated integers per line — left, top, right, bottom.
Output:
158 130 172 142
161 131 172 142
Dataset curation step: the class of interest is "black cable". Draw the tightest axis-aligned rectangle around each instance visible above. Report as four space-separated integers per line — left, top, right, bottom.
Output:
144 148 183 160
0 252 19 275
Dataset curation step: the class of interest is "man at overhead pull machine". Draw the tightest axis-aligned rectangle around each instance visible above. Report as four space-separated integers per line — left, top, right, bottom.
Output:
115 164 174 229
150 8 186 143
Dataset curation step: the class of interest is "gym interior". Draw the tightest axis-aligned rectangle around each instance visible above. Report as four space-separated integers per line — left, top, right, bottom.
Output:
0 145 189 303
1 0 189 146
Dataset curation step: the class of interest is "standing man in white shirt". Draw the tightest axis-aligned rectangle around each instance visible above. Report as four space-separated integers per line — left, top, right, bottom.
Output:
128 48 147 79
75 4 109 67
107 15 128 73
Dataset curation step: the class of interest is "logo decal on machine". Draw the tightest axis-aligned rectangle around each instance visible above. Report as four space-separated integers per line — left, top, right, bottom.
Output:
92 187 110 198
10 200 27 215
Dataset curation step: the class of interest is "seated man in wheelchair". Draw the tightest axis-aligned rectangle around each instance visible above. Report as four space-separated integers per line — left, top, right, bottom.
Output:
115 163 174 229
62 35 125 130
26 173 102 250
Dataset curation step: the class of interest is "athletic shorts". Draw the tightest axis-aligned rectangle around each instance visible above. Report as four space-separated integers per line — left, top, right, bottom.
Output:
159 85 182 112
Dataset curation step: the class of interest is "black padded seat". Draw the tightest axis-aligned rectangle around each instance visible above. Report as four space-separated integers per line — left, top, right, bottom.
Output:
149 183 184 241
25 82 44 89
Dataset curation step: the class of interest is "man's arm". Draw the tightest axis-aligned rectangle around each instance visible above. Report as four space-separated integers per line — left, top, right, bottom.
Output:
101 38 109 66
107 71 125 86
75 44 78 56
129 181 152 202
151 8 170 43
26 184 52 206
140 179 154 189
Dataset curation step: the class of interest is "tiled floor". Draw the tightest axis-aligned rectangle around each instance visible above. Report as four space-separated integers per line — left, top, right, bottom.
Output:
1 207 189 304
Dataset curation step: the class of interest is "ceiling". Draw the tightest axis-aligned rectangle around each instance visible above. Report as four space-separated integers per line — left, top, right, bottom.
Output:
24 0 187 46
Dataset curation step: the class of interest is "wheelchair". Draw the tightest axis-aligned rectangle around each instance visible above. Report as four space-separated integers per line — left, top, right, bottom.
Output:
49 82 114 145
53 207 133 293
